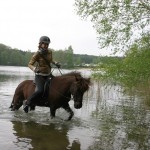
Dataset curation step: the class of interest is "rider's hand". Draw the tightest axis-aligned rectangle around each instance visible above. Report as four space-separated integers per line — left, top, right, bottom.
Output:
34 68 40 73
55 62 61 68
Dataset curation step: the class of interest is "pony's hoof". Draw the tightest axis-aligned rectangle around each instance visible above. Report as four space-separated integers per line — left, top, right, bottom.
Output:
30 105 35 111
67 117 72 121
23 105 29 113
11 108 15 111
67 112 74 121
9 104 14 109
51 116 55 119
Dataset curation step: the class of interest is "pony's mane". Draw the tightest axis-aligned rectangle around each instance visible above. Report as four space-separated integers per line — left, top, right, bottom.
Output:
60 71 91 92
59 71 82 78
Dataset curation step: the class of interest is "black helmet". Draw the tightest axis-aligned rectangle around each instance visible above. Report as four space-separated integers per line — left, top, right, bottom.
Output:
39 36 51 44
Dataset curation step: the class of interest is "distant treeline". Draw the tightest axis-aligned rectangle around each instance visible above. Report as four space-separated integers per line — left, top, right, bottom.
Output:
0 43 121 68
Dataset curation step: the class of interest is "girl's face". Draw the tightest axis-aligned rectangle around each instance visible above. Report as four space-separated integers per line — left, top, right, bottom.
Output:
41 42 49 50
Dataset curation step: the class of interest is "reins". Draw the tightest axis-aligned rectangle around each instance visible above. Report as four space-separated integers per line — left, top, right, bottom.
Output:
49 68 74 100
58 67 62 75
50 86 74 100
49 69 89 100
51 67 63 76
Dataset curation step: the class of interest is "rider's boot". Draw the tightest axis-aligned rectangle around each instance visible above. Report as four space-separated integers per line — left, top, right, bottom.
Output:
23 92 38 113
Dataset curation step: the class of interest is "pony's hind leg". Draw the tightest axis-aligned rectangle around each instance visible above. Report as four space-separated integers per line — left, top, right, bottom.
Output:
10 94 23 111
11 100 23 111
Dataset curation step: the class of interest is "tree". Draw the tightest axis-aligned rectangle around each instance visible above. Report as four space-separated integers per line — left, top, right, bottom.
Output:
75 0 150 54
65 46 74 68
92 34 150 87
24 51 32 66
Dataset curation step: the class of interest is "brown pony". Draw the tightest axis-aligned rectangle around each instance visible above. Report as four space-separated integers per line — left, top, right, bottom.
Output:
10 72 91 120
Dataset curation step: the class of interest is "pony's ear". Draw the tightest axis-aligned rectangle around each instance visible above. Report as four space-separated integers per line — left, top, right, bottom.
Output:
75 75 82 82
84 78 91 90
86 78 92 85
76 76 92 87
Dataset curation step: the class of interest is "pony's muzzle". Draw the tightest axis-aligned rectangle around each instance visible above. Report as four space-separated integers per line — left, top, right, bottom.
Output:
74 102 82 109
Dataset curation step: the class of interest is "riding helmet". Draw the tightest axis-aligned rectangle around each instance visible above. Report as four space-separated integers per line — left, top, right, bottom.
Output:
39 36 51 44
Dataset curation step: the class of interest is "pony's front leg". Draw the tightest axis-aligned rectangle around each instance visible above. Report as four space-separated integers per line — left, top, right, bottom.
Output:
62 104 74 121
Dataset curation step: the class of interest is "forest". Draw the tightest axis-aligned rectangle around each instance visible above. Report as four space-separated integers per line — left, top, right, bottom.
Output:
0 43 108 68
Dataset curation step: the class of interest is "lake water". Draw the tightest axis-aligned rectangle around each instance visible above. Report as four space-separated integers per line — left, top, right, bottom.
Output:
0 66 150 150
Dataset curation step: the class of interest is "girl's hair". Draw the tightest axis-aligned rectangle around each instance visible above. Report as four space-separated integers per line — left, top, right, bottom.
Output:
38 43 42 49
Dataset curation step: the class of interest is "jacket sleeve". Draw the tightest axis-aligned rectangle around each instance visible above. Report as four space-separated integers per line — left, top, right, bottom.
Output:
28 52 38 72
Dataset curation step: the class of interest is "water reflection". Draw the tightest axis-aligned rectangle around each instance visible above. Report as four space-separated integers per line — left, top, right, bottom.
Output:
11 121 79 150
0 120 18 150
86 81 150 150
12 121 86 150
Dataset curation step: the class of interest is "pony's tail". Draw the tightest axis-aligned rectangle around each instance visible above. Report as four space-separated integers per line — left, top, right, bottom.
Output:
9 96 15 109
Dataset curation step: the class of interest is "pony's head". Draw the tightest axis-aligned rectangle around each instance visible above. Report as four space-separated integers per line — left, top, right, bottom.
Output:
70 75 91 109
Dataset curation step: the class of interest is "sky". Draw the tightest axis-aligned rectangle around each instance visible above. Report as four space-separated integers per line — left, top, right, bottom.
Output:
0 0 112 56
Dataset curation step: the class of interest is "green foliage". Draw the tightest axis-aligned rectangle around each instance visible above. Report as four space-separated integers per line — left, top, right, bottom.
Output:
92 56 124 81
65 46 74 68
74 54 99 65
122 35 150 86
92 35 150 88
0 44 32 66
75 0 150 53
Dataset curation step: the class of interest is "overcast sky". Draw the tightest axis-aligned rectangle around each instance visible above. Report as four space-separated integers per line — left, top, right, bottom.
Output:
0 0 113 56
